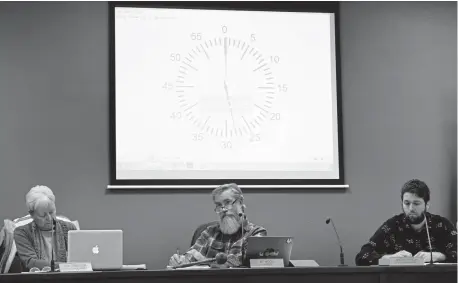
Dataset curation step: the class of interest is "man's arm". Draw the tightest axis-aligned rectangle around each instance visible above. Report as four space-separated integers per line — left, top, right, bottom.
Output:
14 227 49 270
184 229 212 262
355 222 394 266
437 218 457 263
168 229 212 267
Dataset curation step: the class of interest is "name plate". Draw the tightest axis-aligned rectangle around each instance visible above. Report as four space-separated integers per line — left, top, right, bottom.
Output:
378 257 424 266
250 258 284 268
289 260 320 267
59 262 93 272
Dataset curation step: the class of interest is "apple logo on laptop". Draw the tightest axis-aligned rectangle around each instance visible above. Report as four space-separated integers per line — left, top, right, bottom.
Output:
92 245 99 255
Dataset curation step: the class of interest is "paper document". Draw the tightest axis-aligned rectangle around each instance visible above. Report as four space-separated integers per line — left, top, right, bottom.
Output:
121 264 147 270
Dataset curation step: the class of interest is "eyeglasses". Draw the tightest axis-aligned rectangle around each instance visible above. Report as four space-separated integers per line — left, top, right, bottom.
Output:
214 198 239 213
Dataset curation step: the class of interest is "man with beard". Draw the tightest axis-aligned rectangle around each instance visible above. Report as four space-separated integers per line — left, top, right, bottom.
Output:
168 183 267 268
355 179 457 266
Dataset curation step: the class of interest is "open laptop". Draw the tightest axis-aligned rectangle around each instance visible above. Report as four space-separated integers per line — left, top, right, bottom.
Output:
67 230 123 270
246 236 293 267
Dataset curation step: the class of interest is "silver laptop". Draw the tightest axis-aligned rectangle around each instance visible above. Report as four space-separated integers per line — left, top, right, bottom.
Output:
68 230 123 270
246 236 294 267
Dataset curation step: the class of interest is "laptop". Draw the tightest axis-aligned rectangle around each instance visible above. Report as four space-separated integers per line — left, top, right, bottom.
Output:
67 230 123 270
246 236 294 267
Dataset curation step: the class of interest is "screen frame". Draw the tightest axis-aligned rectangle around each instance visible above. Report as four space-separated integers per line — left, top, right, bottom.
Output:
109 1 344 187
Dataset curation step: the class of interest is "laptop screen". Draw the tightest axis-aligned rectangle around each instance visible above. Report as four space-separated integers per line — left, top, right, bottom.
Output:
67 230 123 270
245 236 293 267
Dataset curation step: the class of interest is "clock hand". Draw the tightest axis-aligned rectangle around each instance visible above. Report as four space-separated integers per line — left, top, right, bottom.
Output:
224 80 236 125
223 38 234 125
224 37 228 79
223 38 236 125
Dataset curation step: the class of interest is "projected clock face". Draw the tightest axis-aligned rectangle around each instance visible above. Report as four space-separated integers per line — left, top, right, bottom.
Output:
115 7 339 179
171 36 278 140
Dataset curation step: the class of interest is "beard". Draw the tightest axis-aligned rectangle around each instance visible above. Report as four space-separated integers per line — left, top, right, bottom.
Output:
220 214 241 235
405 211 426 225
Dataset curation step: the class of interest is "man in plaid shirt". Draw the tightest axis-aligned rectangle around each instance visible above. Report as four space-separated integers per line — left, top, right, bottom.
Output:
168 183 267 268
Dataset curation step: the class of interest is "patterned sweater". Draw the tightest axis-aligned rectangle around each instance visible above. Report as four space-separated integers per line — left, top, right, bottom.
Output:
355 212 457 266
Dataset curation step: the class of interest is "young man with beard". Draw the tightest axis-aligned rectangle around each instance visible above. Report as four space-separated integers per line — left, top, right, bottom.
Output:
168 183 267 268
355 179 457 266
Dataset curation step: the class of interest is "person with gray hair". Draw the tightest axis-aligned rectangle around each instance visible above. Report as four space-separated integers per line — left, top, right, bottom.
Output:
168 183 267 268
14 185 76 271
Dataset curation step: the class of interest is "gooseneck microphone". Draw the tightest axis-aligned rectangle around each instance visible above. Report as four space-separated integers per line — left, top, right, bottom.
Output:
238 212 246 265
423 213 434 265
172 253 227 269
51 218 56 272
326 217 346 266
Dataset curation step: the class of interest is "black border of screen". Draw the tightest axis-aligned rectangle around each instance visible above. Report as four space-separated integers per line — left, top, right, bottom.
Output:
109 1 345 187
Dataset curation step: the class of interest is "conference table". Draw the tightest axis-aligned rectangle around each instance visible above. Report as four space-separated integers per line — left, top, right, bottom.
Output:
1 265 456 283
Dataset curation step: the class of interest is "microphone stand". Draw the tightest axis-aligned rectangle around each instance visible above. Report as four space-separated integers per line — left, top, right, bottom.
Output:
51 218 56 272
339 245 345 267
424 213 434 266
239 213 245 266
172 253 228 269
326 217 347 266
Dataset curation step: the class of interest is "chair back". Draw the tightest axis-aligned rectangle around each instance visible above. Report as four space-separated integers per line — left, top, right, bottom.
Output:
13 215 80 230
0 220 16 273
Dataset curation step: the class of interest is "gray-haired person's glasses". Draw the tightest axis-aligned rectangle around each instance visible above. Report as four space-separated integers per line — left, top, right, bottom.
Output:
214 198 239 213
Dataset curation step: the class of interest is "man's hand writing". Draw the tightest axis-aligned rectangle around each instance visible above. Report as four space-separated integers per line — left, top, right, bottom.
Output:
168 254 188 267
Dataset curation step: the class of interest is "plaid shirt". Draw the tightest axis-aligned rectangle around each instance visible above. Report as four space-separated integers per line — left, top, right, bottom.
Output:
185 220 267 267
355 212 457 266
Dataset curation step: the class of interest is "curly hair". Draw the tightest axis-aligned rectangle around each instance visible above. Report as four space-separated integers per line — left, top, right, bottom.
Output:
25 185 56 213
401 179 430 203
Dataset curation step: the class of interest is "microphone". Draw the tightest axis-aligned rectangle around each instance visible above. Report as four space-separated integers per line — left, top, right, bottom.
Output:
51 217 56 272
326 217 346 266
238 212 246 266
172 253 227 269
423 213 434 265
